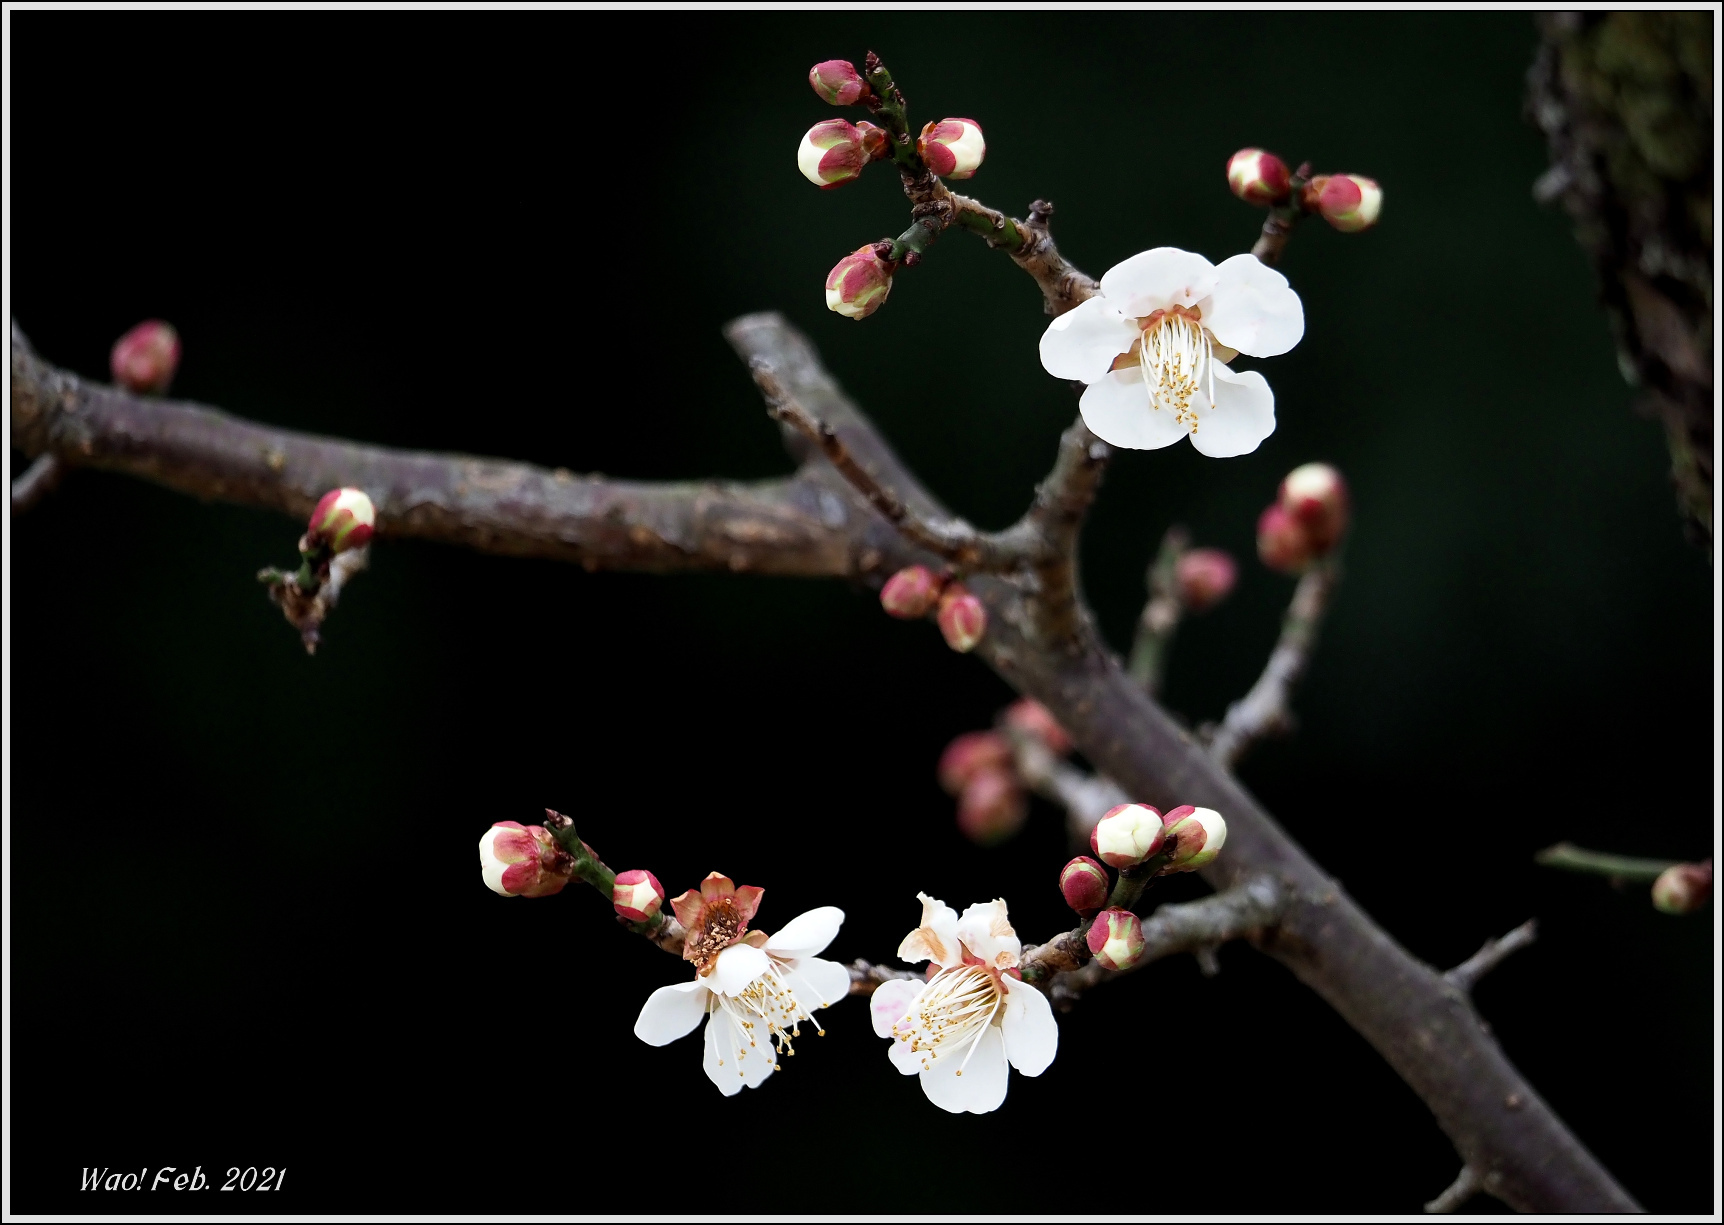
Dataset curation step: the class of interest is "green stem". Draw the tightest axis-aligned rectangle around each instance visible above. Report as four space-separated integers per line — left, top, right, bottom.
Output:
863 59 921 173
542 812 665 933
951 202 1025 251
1106 854 1168 912
1535 842 1677 882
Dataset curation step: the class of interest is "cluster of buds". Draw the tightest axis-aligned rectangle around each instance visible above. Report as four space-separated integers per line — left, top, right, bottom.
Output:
937 698 1071 845
110 319 181 395
878 565 988 652
1226 147 1381 233
1257 463 1349 574
479 820 569 899
257 486 378 652
1651 860 1712 915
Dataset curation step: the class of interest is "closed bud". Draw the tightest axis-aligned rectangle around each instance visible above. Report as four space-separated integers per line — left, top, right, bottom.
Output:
1279 463 1349 551
1090 803 1166 869
479 821 566 898
917 118 985 180
957 767 1028 845
855 121 889 162
798 118 871 189
1175 548 1238 613
809 59 866 106
613 869 667 922
1651 860 1711 915
880 564 945 618
1159 805 1227 873
1004 698 1071 756
1226 148 1292 206
1307 173 1382 233
825 245 894 320
307 487 377 554
1256 503 1314 575
1060 856 1110 915
110 320 181 394
1086 907 1146 971
937 730 1013 796
937 585 987 652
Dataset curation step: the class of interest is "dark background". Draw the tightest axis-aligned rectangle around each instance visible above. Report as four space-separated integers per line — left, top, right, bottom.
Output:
8 11 1714 1215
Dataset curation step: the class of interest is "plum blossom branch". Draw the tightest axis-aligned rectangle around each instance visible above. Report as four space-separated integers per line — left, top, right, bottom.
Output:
1444 920 1538 994
10 451 64 514
1424 1165 1487 1214
539 809 687 957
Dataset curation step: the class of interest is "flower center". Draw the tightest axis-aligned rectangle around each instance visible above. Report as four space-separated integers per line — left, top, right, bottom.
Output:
711 962 826 1078
684 899 744 976
1138 305 1213 432
892 964 1003 1077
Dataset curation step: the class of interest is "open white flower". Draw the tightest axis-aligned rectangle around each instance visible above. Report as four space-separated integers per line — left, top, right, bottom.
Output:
1039 247 1303 457
634 882 848 1097
870 893 1058 1114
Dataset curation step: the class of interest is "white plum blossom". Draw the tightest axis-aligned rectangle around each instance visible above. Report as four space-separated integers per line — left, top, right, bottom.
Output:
1039 247 1304 457
871 893 1058 1114
633 873 848 1097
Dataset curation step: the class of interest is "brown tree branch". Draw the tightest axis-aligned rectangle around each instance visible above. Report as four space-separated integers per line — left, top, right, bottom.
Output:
1425 1164 1487 1214
844 959 923 997
1444 921 1539 994
10 451 64 514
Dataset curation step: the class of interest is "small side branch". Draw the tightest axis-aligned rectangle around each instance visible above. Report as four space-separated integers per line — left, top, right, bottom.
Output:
10 452 64 514
1126 527 1188 695
1424 1165 1484 1214
1005 726 1128 844
1534 842 1678 883
845 959 923 997
1445 920 1538 994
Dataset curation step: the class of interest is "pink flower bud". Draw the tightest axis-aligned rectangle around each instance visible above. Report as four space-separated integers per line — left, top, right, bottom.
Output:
1256 503 1314 575
825 245 894 320
917 118 985 179
1086 907 1146 971
1279 463 1350 551
479 821 566 898
957 767 1028 845
1175 548 1238 613
880 565 945 618
1060 856 1110 914
1651 860 1711 915
798 118 871 189
1004 698 1071 756
937 730 1013 795
110 320 181 394
936 585 987 652
612 869 666 921
307 487 376 553
1089 803 1166 869
1159 805 1228 873
809 59 866 106
1226 148 1292 206
1307 173 1382 232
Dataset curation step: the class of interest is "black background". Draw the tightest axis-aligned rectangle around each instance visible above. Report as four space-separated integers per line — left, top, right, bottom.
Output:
8 11 1714 1215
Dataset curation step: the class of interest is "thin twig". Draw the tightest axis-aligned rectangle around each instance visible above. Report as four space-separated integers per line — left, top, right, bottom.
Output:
10 452 64 514
1004 726 1128 844
1126 527 1188 695
845 959 923 997
1424 1165 1483 1214
1445 920 1538 994
1534 842 1678 883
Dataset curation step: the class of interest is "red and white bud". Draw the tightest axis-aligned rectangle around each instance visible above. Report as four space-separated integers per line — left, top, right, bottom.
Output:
937 730 1014 796
1256 503 1314 575
1060 856 1111 915
1159 805 1228 873
1308 173 1382 233
1175 548 1238 613
1004 698 1072 756
1086 907 1146 971
798 118 872 189
917 118 985 180
1279 462 1350 551
479 821 566 899
808 59 866 106
613 869 667 922
1089 803 1166 869
825 245 894 320
1651 860 1711 915
307 487 377 554
1226 148 1292 206
956 767 1028 845
936 585 987 652
110 320 182 394
880 564 945 618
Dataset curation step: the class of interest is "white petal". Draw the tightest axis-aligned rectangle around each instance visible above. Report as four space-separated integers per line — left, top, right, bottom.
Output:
898 893 961 966
956 900 1021 970
704 1004 775 1095
1099 247 1218 317
1001 977 1059 1076
870 978 924 1038
918 1025 1010 1114
1037 295 1139 382
1079 369 1188 451
710 942 770 996
1202 253 1303 358
766 906 845 960
1189 364 1276 458
887 1028 926 1076
786 955 852 1011
634 979 713 1047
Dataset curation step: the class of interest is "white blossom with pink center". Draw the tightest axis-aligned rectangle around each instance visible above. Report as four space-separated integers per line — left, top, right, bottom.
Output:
634 872 848 1097
1039 247 1304 457
870 893 1058 1114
